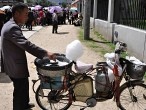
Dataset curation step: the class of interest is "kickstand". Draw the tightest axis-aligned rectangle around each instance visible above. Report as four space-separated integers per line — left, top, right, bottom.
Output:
80 104 91 110
32 79 40 93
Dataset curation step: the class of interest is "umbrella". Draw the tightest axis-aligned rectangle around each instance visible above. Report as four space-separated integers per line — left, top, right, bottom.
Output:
1 5 11 11
70 7 77 13
34 5 42 10
30 7 35 10
70 7 77 11
49 6 62 13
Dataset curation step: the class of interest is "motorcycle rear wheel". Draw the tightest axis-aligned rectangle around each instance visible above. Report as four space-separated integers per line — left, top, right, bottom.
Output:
35 85 72 110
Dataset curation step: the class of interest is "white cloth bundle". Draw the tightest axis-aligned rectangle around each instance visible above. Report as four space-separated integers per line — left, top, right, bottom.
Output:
126 56 146 65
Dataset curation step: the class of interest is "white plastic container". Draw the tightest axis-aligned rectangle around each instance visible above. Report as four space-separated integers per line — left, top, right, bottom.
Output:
66 40 83 61
107 68 115 82
104 52 123 82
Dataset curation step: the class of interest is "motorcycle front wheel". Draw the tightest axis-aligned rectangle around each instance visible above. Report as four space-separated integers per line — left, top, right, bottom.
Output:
117 82 146 110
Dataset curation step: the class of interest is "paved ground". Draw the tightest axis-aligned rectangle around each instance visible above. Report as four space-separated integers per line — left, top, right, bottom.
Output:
0 24 121 110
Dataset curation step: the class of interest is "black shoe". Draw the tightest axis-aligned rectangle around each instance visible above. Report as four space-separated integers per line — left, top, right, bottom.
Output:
24 103 35 110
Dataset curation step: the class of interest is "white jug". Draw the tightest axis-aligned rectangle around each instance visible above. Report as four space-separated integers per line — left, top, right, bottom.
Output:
104 52 123 82
66 40 83 61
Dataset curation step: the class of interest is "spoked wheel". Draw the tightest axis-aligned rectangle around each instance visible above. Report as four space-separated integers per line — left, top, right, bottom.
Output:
35 86 72 110
117 82 146 110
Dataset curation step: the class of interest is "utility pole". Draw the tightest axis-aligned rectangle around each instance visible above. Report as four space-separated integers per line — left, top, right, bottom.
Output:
81 0 84 27
83 0 91 40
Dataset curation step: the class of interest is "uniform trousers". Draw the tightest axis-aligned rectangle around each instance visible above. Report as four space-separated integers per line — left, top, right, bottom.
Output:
10 77 29 110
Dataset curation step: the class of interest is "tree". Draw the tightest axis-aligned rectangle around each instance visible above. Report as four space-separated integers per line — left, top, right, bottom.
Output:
39 0 49 7
62 2 67 8
47 1 52 6
26 0 33 3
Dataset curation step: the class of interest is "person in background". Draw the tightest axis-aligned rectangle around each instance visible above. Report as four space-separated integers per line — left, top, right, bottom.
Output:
26 8 34 30
74 13 83 26
33 10 39 26
1 3 56 110
73 10 78 20
46 10 52 25
38 8 45 26
0 10 5 36
52 10 58 34
68 11 74 25
62 9 66 24
0 10 6 73
4 9 12 23
66 10 69 24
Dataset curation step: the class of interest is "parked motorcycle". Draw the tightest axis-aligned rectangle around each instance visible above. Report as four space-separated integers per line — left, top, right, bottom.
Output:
33 41 146 110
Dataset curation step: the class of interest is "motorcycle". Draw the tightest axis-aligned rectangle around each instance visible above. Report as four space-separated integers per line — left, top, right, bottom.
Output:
32 41 146 110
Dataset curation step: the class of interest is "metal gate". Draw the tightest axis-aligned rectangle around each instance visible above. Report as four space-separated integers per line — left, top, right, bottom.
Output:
96 0 109 20
114 0 146 30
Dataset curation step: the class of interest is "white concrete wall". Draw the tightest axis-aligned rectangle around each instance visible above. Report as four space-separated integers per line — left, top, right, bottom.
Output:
94 19 115 42
87 0 146 62
114 25 146 62
91 18 146 62
90 17 94 29
143 35 146 62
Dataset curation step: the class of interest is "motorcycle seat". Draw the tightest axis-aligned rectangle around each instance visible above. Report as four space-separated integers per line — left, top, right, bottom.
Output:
75 61 93 73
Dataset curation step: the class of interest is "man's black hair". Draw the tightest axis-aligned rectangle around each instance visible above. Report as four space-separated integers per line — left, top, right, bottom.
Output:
12 2 28 16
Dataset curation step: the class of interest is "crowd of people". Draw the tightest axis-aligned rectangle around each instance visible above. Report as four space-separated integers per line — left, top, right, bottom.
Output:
0 5 83 72
0 6 83 31
0 4 83 72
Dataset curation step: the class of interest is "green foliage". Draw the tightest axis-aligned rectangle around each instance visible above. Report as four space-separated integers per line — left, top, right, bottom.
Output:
78 28 84 41
94 31 106 41
144 73 146 78
78 28 129 58
26 0 33 3
62 2 67 8
47 1 52 6
38 0 49 7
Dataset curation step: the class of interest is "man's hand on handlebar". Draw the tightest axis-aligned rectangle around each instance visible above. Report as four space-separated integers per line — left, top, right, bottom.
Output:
46 52 57 61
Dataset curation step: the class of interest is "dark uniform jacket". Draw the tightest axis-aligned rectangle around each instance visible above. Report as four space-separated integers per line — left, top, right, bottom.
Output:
1 18 47 78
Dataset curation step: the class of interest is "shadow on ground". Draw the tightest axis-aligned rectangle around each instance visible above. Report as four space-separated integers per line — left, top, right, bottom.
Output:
0 73 12 83
57 32 69 35
89 38 111 43
22 29 37 31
